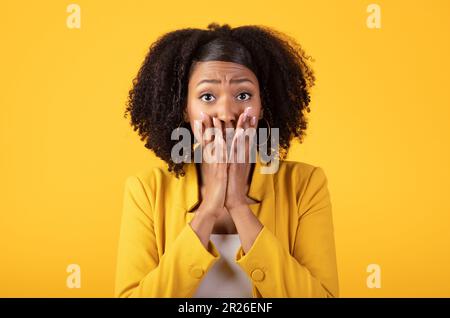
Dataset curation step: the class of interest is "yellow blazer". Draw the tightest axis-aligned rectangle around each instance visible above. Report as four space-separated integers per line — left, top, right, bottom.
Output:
114 156 339 298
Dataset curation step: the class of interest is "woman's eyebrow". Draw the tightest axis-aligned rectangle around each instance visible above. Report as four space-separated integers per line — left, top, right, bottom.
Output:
196 77 255 87
230 78 254 85
196 79 221 87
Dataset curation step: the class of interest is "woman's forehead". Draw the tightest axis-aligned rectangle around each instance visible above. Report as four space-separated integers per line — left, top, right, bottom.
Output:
190 61 258 84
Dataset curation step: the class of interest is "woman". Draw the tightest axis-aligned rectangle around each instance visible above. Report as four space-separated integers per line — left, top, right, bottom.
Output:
114 23 339 298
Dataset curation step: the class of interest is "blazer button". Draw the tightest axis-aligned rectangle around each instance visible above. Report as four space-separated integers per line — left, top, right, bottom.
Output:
251 269 265 282
190 267 204 279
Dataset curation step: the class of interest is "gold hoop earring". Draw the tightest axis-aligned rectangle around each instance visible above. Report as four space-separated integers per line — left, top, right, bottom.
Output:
176 121 184 130
257 117 271 147
180 120 202 149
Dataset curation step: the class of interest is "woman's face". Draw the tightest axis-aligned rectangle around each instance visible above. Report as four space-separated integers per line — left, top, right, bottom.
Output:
186 60 262 142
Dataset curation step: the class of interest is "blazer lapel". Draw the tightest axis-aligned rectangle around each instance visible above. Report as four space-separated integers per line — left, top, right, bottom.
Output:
247 154 277 235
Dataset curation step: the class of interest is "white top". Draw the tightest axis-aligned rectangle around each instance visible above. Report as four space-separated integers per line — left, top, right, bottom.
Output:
193 234 253 298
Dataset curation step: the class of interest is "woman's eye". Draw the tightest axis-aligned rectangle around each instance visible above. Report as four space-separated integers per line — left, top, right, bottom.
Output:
200 93 215 103
236 92 252 101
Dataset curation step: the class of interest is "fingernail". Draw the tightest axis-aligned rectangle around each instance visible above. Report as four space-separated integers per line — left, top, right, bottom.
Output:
251 116 256 125
200 111 205 120
212 117 217 125
243 112 248 122
245 106 252 114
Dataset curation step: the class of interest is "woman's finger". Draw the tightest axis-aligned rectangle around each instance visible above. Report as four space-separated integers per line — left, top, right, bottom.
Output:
194 113 204 148
202 111 213 146
228 114 241 163
247 115 257 163
235 107 249 131
243 113 257 163
202 112 217 163
231 107 252 163
212 116 226 163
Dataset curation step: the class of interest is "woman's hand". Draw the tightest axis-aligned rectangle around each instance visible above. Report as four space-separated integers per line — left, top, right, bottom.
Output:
194 111 228 219
225 107 258 211
190 111 229 248
224 107 263 253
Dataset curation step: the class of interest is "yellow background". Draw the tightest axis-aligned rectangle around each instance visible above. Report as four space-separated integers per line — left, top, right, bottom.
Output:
1 0 449 297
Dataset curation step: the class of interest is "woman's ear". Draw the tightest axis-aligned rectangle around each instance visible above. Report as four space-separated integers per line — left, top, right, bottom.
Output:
259 109 264 120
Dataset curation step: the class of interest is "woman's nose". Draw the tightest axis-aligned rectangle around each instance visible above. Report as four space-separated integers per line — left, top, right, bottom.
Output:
216 101 238 129
218 115 236 130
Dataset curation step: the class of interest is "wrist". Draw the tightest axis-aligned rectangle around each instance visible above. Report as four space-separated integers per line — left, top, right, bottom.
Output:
227 202 250 214
189 208 217 236
226 203 247 211
189 208 217 250
226 195 248 211
196 206 219 221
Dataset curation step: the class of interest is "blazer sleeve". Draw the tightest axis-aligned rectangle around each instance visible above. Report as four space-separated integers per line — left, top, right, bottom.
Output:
114 175 219 298
235 166 339 297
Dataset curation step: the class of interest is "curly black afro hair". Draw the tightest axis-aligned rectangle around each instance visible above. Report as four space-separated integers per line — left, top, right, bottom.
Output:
125 23 315 177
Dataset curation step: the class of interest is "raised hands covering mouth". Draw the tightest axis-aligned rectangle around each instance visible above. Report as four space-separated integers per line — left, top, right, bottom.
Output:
193 106 258 165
